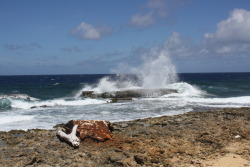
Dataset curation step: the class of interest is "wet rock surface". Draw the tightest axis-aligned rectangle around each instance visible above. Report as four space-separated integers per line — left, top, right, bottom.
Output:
81 89 177 98
1 107 250 166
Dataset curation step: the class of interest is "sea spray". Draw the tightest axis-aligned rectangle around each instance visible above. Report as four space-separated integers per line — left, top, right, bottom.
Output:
133 50 178 89
79 50 178 94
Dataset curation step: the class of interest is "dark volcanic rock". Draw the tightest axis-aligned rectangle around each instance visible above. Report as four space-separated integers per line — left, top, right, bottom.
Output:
1 107 250 166
82 88 177 99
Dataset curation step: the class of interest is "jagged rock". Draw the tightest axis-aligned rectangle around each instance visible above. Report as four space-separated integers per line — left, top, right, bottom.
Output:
63 120 113 142
81 91 96 98
82 88 177 99
2 107 250 166
31 105 48 109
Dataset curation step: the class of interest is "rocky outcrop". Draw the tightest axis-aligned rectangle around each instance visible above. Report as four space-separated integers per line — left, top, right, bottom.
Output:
62 120 112 142
82 88 178 99
1 107 250 166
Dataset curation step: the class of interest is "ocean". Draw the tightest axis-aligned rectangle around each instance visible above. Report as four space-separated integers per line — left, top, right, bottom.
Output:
1 73 250 131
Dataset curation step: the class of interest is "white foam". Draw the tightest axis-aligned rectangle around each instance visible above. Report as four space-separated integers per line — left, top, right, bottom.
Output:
10 98 107 109
188 96 250 105
163 82 207 97
0 94 39 101
0 115 34 125
86 77 120 94
160 82 250 108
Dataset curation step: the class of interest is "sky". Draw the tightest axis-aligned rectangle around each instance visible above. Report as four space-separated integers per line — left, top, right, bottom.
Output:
1 0 250 75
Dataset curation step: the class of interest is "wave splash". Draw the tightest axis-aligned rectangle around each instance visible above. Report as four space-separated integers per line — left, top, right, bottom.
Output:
78 50 178 95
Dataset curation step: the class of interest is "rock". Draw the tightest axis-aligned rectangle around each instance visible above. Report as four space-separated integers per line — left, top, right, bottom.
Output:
134 155 144 164
234 135 241 139
109 153 127 164
82 91 96 98
31 105 48 109
121 123 129 128
1 107 250 166
63 120 113 142
81 88 178 99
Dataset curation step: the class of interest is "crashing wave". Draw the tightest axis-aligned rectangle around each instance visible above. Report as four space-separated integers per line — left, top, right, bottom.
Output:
0 94 38 101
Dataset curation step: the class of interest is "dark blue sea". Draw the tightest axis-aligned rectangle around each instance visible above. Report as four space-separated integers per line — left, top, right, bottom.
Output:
1 73 250 131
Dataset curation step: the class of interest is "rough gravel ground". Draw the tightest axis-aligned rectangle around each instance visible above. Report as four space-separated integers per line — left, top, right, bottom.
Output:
0 107 250 167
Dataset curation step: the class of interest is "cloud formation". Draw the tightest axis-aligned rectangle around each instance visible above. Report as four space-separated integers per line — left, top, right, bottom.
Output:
118 8 250 73
71 22 113 40
129 0 187 27
4 43 41 52
4 44 25 51
204 9 250 54
129 13 155 27
205 9 250 43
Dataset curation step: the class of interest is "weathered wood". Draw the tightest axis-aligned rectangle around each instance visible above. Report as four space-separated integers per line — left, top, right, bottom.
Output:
56 125 80 147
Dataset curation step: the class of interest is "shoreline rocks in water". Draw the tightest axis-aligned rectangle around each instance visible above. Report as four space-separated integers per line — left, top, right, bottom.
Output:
81 88 178 99
0 107 250 166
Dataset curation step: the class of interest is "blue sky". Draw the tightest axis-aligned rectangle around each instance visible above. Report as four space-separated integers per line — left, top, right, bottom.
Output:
1 0 250 75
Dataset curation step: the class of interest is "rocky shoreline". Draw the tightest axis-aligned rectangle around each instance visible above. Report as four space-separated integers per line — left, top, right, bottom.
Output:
0 107 250 167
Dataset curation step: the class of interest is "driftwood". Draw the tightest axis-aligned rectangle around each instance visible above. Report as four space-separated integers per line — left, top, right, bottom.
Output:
56 125 81 147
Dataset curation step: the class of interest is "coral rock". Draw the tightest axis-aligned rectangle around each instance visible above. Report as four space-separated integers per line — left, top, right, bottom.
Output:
63 120 112 142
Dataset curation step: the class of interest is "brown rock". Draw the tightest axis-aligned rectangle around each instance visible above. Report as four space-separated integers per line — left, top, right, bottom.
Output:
1 107 250 166
63 120 112 142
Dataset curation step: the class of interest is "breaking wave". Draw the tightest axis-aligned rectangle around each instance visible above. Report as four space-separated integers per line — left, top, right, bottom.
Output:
0 98 107 110
77 50 178 95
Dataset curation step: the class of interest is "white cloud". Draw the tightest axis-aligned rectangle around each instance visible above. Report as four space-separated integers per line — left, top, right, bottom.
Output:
71 22 112 40
129 13 155 27
128 0 186 28
146 0 168 17
204 9 250 55
205 9 250 43
163 32 197 57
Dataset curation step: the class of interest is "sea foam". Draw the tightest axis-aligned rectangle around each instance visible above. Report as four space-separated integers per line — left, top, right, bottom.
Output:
9 98 107 109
